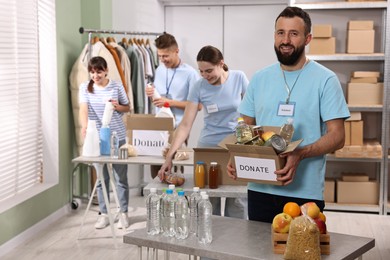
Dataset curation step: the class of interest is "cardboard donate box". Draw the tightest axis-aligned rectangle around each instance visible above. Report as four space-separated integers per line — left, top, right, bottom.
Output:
219 126 303 185
127 114 174 156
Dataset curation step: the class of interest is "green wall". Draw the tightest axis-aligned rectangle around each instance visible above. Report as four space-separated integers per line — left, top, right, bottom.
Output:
0 0 112 247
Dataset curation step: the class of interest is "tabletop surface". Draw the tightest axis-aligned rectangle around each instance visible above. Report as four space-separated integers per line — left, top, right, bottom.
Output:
123 215 375 260
72 151 194 166
143 173 248 198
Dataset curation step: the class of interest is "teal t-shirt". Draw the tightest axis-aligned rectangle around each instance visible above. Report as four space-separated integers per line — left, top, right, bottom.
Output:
154 63 199 127
238 60 350 200
188 70 249 146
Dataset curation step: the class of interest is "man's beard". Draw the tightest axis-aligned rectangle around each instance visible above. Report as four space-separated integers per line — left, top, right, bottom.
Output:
274 44 305 66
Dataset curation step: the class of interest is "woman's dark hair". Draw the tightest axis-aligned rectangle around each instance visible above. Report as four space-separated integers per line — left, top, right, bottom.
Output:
196 45 228 71
87 56 108 93
276 6 312 36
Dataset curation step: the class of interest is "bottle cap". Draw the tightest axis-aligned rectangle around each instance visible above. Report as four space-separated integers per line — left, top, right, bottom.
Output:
163 102 170 108
178 190 185 196
210 162 217 165
166 189 173 194
193 187 200 191
169 184 175 190
237 117 244 122
201 194 209 199
196 161 205 164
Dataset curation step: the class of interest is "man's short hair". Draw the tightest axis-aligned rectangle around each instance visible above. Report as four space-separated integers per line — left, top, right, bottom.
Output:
155 33 178 49
276 6 312 36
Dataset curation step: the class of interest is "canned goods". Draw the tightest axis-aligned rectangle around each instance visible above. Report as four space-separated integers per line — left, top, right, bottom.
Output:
270 134 287 154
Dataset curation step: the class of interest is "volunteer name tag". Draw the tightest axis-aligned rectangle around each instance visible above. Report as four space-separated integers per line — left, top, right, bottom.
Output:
277 102 295 117
206 104 219 113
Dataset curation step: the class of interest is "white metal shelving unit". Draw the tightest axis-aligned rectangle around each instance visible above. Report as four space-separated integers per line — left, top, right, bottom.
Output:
289 0 390 215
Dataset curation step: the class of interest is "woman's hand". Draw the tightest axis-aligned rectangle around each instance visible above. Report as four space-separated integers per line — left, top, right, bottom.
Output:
157 158 173 181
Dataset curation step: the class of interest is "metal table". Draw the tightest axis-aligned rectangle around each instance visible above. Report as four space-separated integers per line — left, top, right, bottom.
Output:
123 215 375 260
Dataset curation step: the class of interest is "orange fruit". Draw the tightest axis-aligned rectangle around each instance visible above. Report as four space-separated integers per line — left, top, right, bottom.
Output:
318 212 326 223
283 202 301 218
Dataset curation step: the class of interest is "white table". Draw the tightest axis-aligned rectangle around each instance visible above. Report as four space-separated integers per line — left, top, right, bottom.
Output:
71 153 194 246
123 215 375 260
143 173 247 198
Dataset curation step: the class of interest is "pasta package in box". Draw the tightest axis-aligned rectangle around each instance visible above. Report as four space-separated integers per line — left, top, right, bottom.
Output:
218 126 303 185
127 114 174 156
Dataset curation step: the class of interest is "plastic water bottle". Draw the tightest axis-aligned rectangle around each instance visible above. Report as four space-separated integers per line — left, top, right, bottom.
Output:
162 189 176 237
156 102 176 127
159 188 167 233
110 131 119 158
197 194 212 245
175 191 189 239
235 117 252 144
146 188 160 235
279 117 294 144
189 187 202 235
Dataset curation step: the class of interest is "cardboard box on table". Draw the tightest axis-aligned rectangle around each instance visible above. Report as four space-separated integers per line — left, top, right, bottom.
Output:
126 114 174 156
218 126 303 185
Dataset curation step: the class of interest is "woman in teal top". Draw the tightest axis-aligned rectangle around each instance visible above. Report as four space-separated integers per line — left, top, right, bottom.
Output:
159 45 249 219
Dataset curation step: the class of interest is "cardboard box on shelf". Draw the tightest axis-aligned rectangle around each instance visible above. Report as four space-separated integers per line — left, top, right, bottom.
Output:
347 30 375 54
312 24 333 38
344 121 351 146
346 111 362 121
337 180 379 204
324 178 335 203
193 147 247 186
348 20 374 30
350 120 363 146
309 37 336 54
341 172 370 182
350 77 378 83
218 126 303 185
335 140 382 158
352 71 380 78
347 82 383 105
126 114 174 156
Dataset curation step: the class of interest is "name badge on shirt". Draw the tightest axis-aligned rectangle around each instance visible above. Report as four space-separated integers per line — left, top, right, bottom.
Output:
206 104 219 114
277 102 295 117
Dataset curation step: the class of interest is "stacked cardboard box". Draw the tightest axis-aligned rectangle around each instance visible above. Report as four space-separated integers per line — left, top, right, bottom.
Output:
347 71 383 106
347 20 375 53
337 173 378 205
309 24 335 54
324 178 335 203
345 119 363 146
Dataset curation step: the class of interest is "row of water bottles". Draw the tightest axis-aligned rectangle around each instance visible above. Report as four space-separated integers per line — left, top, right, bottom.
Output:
146 186 213 245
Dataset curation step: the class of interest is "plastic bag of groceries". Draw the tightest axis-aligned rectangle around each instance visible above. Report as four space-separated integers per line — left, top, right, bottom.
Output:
284 204 321 260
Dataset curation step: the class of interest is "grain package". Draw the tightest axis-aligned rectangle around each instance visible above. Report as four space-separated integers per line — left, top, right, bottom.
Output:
284 215 321 260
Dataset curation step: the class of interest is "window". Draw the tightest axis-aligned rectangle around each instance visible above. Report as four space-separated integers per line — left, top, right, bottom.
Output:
0 0 58 212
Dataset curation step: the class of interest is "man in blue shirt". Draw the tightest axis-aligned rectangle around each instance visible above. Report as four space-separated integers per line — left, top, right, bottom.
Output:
228 6 350 223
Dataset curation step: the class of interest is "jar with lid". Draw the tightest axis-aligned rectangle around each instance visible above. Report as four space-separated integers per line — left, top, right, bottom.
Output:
208 162 219 189
252 125 264 140
194 161 205 188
